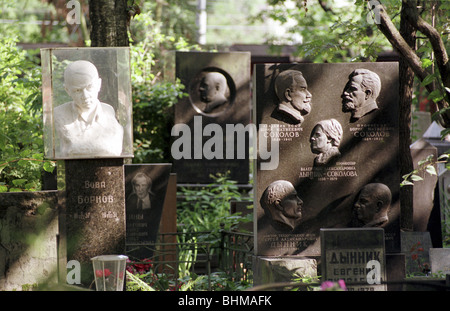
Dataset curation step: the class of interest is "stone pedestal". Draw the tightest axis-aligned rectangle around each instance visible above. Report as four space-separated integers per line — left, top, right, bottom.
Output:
58 159 126 288
252 256 317 289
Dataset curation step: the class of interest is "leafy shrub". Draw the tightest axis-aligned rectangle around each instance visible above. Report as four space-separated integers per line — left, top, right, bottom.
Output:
0 36 55 192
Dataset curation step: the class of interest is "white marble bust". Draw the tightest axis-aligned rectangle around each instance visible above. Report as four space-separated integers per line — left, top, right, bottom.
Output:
54 60 124 158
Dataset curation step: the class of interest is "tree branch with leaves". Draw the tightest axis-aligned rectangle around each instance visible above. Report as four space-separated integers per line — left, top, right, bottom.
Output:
368 0 450 127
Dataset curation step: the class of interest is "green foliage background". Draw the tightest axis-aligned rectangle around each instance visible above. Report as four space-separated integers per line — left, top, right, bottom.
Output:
0 34 55 192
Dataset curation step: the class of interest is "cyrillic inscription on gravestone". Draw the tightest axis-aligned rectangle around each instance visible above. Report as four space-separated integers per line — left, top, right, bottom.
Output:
321 228 387 291
58 159 126 287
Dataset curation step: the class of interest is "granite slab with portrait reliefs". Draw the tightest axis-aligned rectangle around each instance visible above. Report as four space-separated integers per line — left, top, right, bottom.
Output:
253 62 400 257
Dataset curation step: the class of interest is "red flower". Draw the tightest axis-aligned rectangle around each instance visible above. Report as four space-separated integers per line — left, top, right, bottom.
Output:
95 270 103 278
411 254 418 260
103 268 112 277
95 268 112 278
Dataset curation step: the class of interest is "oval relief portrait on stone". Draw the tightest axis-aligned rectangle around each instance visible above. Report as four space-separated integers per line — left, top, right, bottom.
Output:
188 68 235 117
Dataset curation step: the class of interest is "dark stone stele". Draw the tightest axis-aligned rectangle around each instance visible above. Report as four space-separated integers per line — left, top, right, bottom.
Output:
166 51 251 184
320 228 387 291
254 62 400 257
124 163 172 259
58 158 126 287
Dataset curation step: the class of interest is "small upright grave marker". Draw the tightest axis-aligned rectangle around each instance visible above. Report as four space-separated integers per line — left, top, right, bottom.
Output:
321 228 387 291
125 164 172 259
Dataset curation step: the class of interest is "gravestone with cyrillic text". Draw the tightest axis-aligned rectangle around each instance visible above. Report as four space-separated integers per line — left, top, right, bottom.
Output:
321 228 387 291
58 159 126 287
253 62 400 257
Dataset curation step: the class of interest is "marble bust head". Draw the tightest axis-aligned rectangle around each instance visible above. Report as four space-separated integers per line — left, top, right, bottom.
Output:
53 60 124 158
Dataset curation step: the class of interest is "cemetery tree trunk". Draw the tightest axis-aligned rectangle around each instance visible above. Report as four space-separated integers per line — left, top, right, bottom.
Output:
370 0 450 230
398 1 416 231
88 0 130 47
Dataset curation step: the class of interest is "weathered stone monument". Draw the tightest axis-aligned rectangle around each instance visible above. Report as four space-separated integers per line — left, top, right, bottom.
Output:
401 231 433 276
430 248 450 275
166 51 251 184
0 191 60 290
41 47 133 288
57 159 126 286
321 228 387 291
125 163 172 259
253 63 400 257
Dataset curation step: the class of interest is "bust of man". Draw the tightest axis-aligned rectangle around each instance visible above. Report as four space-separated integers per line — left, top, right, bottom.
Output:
341 69 381 121
274 70 312 124
354 183 391 227
310 119 343 166
260 180 303 231
199 71 228 113
54 60 124 158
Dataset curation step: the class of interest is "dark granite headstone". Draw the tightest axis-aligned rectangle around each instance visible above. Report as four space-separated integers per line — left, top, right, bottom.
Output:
157 173 178 274
58 159 126 287
166 51 251 184
253 63 400 256
124 164 172 259
230 200 253 233
386 253 406 291
321 228 387 291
